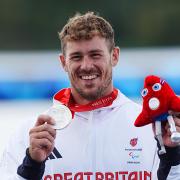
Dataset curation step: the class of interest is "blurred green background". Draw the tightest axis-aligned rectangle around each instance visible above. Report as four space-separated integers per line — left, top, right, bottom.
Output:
0 0 180 50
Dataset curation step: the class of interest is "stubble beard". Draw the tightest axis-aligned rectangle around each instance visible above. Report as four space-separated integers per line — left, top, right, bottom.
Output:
70 70 112 101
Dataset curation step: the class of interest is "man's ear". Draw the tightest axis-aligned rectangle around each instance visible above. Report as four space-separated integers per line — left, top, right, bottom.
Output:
59 54 68 72
111 47 120 67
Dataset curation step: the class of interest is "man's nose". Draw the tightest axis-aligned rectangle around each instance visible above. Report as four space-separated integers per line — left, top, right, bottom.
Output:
81 56 93 70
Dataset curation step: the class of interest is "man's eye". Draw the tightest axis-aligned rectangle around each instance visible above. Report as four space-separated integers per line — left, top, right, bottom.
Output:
71 56 81 61
91 54 101 59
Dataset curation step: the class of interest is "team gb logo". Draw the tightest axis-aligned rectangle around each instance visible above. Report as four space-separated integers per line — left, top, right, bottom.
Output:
130 138 138 147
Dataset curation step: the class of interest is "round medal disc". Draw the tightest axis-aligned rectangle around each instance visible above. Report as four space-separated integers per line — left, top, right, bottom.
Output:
46 104 72 130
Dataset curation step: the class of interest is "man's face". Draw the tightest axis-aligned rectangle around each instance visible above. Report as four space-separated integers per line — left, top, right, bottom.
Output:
60 36 119 101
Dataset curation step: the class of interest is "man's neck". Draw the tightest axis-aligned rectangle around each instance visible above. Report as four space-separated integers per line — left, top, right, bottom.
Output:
71 88 113 105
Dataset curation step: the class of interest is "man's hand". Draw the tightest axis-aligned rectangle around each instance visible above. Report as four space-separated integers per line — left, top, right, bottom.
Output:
163 114 180 147
152 113 180 147
29 115 56 162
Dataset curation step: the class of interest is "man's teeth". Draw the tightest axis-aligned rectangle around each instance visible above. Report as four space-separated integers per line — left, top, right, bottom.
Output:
81 75 97 80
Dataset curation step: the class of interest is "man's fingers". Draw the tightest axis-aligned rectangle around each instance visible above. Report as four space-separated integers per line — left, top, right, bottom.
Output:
173 116 180 127
164 123 180 136
35 114 55 127
164 122 170 131
30 131 55 143
175 125 180 133
165 128 172 136
29 123 56 138
28 114 57 162
171 111 180 118
30 138 54 150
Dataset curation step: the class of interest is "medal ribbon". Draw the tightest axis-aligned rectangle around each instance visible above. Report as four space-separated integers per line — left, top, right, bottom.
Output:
54 88 118 115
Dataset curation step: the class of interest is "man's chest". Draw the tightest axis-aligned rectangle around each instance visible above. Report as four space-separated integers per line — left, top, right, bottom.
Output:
43 110 156 179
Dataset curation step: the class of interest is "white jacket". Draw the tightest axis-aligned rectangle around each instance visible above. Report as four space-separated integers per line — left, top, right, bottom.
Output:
0 91 179 180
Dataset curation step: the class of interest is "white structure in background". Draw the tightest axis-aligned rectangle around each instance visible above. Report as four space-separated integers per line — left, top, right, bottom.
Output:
0 47 180 82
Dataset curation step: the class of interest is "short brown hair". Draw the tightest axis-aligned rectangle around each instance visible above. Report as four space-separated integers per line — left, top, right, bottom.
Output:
58 12 115 54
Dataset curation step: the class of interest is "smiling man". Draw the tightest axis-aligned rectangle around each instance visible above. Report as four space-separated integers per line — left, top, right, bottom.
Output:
1 12 180 180
60 35 119 104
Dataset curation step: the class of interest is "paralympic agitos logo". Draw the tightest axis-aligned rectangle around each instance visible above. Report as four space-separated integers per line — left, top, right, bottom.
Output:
129 152 140 159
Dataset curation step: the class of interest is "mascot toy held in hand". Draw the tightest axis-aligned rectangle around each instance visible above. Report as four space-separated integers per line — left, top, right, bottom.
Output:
134 75 180 155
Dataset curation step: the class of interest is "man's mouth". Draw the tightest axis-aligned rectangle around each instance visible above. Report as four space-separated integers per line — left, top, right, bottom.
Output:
80 74 99 80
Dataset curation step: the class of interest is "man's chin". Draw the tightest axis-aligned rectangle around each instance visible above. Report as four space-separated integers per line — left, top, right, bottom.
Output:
78 89 102 101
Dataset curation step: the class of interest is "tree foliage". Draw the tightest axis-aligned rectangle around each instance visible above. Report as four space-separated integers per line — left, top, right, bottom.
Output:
0 0 180 50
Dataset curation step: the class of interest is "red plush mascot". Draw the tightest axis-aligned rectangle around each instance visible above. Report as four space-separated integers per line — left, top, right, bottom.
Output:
134 75 180 154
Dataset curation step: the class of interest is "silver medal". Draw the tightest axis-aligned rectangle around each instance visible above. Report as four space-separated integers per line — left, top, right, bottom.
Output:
45 104 72 130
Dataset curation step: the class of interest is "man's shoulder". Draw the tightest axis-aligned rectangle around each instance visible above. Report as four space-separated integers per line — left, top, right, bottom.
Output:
115 91 142 112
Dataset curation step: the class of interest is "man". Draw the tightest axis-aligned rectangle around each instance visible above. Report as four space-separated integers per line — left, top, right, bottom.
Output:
0 12 180 180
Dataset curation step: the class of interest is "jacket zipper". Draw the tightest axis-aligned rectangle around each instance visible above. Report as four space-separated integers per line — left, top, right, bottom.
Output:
88 111 96 179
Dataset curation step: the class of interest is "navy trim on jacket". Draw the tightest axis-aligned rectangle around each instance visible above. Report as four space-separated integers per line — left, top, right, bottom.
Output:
17 148 45 180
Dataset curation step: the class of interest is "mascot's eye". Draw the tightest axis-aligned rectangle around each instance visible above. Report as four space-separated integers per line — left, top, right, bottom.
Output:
152 83 162 91
141 88 148 97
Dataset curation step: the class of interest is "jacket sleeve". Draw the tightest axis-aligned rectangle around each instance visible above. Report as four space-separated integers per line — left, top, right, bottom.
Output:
17 148 45 180
157 145 180 180
0 150 26 180
0 120 34 179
